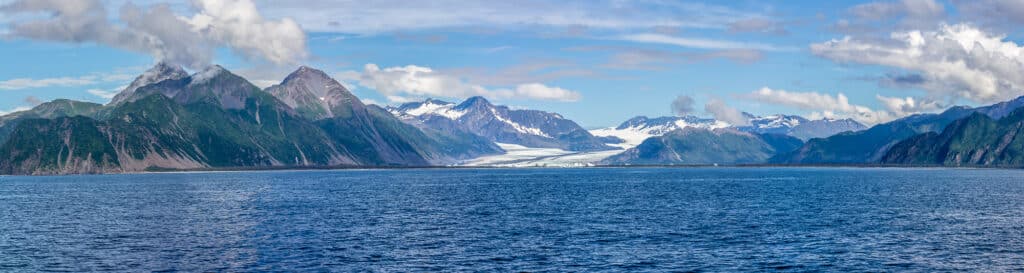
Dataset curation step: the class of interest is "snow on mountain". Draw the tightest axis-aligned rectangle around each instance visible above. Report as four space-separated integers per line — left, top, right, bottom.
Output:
461 143 622 167
390 99 467 120
590 116 729 149
110 61 188 105
390 97 613 151
740 114 866 140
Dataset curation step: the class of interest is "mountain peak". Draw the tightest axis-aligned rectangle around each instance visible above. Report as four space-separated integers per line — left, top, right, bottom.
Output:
110 61 189 105
283 65 332 84
456 96 493 110
266 65 363 120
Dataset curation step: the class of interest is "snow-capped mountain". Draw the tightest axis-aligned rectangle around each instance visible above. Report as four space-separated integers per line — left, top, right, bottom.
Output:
110 61 188 105
589 116 730 149
739 114 866 140
593 114 867 150
390 97 614 151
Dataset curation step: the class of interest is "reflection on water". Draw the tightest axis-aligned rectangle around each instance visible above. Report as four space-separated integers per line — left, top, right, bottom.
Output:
2 168 1024 271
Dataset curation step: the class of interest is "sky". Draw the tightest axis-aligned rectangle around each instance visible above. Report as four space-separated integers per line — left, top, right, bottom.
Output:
2 0 1024 128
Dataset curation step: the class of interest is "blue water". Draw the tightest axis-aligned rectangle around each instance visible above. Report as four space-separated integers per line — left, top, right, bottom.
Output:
2 168 1024 271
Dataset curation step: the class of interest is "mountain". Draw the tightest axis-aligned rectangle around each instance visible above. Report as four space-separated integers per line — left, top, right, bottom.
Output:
1 64 497 174
267 67 502 164
881 108 1024 166
774 96 1024 164
0 99 103 145
590 114 863 151
390 97 613 152
589 116 729 149
109 61 189 105
265 66 362 120
739 114 866 140
0 90 355 175
601 128 803 165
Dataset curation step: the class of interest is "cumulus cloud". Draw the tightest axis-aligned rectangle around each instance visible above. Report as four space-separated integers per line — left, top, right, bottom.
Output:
186 0 307 65
812 24 1024 104
671 95 695 116
876 95 945 116
704 98 750 126
0 0 307 69
342 64 583 103
742 87 897 125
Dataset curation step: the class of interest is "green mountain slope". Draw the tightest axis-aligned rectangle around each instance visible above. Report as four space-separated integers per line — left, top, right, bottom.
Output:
0 99 103 144
601 128 803 165
881 109 1024 166
771 103 990 164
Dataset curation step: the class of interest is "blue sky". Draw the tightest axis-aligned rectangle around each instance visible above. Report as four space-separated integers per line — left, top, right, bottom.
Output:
2 0 1024 128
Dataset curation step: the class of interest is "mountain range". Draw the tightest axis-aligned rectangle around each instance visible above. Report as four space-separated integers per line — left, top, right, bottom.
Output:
4 63 1024 174
389 97 614 152
774 96 1024 164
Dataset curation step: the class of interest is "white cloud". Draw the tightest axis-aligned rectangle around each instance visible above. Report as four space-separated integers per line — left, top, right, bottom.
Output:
0 76 96 90
618 33 794 51
342 64 583 103
186 0 307 65
704 98 750 126
742 87 897 125
812 24 1024 104
0 70 134 91
876 95 944 116
1 0 307 69
86 87 121 100
0 106 30 116
508 83 581 102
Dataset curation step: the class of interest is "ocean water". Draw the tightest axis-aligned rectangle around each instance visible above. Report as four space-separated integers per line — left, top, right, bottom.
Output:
2 167 1024 271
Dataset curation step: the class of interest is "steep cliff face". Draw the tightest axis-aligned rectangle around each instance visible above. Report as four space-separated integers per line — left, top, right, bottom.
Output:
0 94 357 175
266 67 502 165
882 110 1024 166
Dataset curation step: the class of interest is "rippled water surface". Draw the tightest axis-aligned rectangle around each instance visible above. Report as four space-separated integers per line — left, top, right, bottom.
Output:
2 168 1024 271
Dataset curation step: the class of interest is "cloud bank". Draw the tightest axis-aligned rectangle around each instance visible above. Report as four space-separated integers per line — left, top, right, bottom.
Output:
342 64 582 103
741 87 947 125
812 24 1024 105
1 0 307 69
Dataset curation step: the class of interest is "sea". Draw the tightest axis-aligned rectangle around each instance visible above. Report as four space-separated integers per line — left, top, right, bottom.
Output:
2 167 1023 271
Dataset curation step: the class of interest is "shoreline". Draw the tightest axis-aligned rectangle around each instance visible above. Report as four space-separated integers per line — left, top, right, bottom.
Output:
3 163 1021 177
